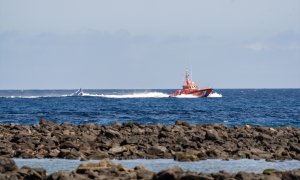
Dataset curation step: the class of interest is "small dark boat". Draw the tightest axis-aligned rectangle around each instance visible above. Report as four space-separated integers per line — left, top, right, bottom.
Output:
71 88 84 96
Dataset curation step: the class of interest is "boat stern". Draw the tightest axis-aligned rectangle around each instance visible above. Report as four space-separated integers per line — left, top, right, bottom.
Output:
200 88 213 97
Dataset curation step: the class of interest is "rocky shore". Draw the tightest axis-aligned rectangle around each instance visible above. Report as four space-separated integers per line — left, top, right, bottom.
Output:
1 158 300 180
0 119 300 161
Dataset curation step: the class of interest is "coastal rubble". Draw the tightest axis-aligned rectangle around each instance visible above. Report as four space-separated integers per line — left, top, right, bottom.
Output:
0 119 299 161
0 158 300 180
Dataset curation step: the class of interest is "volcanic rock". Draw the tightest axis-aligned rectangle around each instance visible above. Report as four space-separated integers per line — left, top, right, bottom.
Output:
174 152 198 161
0 120 300 161
0 158 17 173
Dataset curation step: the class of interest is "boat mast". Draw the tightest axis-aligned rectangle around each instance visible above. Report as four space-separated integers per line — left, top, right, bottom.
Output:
185 70 190 85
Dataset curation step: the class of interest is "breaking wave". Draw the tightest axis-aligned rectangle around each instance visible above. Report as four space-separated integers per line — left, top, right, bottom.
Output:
173 94 199 98
83 92 169 98
2 95 69 99
1 91 222 99
3 96 41 99
1 92 170 99
208 92 223 98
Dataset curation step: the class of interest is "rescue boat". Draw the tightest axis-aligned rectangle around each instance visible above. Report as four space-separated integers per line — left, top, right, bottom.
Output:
169 71 213 97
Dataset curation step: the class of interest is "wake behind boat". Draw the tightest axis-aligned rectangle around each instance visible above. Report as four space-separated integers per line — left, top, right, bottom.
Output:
71 88 84 96
169 71 213 97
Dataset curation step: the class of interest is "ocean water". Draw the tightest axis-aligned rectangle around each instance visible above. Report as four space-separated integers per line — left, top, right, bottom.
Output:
0 89 299 127
14 158 300 174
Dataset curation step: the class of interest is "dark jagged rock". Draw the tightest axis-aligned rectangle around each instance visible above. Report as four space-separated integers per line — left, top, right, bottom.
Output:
174 152 199 161
18 166 46 180
135 165 155 180
0 120 300 161
147 146 167 155
87 151 109 160
105 129 122 139
0 158 17 173
154 166 183 180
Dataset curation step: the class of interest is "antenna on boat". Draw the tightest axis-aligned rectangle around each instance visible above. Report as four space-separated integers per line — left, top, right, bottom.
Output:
185 68 188 84
187 56 192 81
185 68 192 86
190 66 193 81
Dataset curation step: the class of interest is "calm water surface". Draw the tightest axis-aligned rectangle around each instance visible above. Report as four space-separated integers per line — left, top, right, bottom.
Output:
14 158 300 174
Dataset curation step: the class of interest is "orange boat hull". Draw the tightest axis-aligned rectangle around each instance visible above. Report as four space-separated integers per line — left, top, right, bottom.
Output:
170 70 213 97
169 88 213 97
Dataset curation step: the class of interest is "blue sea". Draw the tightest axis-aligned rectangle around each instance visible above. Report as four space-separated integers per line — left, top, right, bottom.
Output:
2 89 300 173
0 89 299 127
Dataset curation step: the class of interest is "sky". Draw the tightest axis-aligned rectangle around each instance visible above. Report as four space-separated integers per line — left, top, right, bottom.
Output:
0 0 299 89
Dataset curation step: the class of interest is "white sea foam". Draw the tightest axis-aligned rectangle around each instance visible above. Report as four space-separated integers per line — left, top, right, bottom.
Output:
86 92 170 98
2 95 69 99
4 95 46 99
1 92 169 99
8 96 40 99
173 94 199 98
208 92 223 98
79 93 101 97
2 91 222 99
